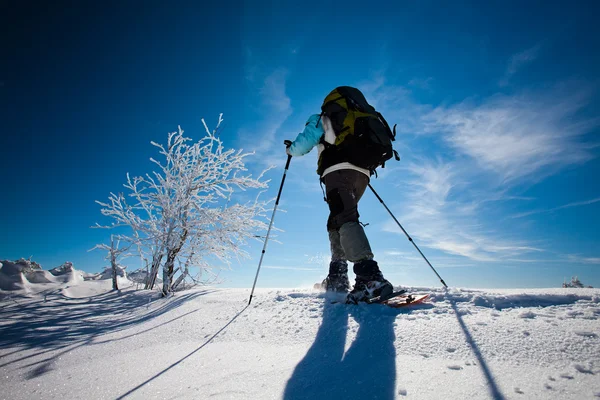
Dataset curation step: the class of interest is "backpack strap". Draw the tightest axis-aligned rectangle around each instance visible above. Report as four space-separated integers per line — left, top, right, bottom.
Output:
319 177 327 202
376 112 395 139
389 123 400 161
319 134 334 150
316 111 323 128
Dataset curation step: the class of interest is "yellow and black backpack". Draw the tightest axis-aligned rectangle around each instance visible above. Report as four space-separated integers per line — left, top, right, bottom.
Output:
317 86 400 175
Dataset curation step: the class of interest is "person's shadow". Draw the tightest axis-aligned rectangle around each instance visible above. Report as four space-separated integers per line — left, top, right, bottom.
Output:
283 299 397 400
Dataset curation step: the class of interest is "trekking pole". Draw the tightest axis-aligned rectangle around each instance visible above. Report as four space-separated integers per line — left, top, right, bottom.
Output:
248 142 293 305
368 184 448 288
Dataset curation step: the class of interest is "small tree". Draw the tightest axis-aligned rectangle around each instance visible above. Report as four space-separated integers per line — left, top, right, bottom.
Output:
95 115 271 296
91 235 131 290
562 276 593 288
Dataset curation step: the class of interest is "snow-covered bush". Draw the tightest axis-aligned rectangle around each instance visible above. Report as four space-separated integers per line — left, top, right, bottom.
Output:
95 115 271 295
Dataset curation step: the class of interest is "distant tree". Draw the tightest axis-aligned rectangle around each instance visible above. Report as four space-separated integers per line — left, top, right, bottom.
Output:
562 276 593 288
95 115 271 296
91 235 131 290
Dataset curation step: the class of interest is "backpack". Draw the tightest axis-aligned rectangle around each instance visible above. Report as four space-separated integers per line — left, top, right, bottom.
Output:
317 86 399 175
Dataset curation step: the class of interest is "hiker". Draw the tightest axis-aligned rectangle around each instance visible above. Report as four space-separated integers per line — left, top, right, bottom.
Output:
285 87 397 304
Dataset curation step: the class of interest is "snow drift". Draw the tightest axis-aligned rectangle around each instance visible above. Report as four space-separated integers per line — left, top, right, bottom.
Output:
0 260 29 291
48 261 85 284
0 259 134 299
0 258 52 291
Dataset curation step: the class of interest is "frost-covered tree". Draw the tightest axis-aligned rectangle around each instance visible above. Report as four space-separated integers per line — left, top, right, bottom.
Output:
562 276 593 288
95 115 271 296
91 235 131 290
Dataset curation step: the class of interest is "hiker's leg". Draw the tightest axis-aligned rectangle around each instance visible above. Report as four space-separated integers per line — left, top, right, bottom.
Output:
323 170 374 262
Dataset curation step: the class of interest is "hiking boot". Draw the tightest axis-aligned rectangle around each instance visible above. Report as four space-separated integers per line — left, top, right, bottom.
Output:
346 272 393 304
322 260 350 293
322 273 350 293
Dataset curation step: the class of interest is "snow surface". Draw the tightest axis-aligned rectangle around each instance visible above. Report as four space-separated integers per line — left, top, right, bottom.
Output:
1 281 599 400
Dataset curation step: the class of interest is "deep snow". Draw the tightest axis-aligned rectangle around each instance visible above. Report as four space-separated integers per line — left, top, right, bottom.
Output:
1 279 599 400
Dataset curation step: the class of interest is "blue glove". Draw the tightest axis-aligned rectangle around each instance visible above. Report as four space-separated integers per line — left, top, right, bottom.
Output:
284 140 293 156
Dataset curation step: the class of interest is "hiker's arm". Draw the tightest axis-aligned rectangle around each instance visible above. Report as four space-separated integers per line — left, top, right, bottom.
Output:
287 114 324 156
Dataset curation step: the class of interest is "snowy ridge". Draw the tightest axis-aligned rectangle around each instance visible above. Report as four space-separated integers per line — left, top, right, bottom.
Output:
426 287 600 309
1 285 599 399
0 261 134 301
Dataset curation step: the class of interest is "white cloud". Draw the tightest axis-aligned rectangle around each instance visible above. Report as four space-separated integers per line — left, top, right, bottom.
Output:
382 160 542 262
500 44 542 86
260 68 291 113
580 257 600 265
566 255 600 265
422 84 598 182
357 74 432 135
353 72 599 266
237 67 293 161
357 71 598 185
352 71 599 266
511 196 600 219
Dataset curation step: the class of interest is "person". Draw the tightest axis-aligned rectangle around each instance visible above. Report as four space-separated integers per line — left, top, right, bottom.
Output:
285 112 393 304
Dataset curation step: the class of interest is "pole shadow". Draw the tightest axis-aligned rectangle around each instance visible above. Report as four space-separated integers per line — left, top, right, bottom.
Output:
284 300 397 400
449 298 506 400
115 304 249 400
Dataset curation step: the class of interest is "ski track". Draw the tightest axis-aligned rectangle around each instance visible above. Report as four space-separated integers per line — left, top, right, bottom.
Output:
0 285 599 399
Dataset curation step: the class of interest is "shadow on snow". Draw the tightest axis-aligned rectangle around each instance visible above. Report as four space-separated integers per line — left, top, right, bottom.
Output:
0 289 217 377
449 298 506 400
115 304 250 400
283 300 401 400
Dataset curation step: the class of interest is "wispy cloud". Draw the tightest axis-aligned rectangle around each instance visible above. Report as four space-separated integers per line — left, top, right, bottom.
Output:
260 68 291 113
357 74 431 135
381 160 541 262
358 72 598 185
422 83 598 182
354 72 599 265
344 64 600 269
499 44 542 86
238 66 293 163
511 197 600 219
408 77 434 91
565 254 600 265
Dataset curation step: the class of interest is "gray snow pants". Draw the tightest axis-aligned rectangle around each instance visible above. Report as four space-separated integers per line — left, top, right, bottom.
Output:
322 169 374 263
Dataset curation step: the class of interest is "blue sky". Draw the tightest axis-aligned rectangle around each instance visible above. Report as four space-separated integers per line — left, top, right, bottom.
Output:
1 0 599 289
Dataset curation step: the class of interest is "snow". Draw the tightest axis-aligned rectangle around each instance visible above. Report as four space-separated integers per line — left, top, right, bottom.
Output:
0 261 90 298
1 280 599 399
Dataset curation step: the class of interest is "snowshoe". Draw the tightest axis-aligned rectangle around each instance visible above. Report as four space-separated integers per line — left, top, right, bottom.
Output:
346 273 393 304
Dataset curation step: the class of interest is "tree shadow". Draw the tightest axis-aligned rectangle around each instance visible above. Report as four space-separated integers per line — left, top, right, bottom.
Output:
0 289 217 375
115 304 249 400
449 298 506 400
284 300 398 400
